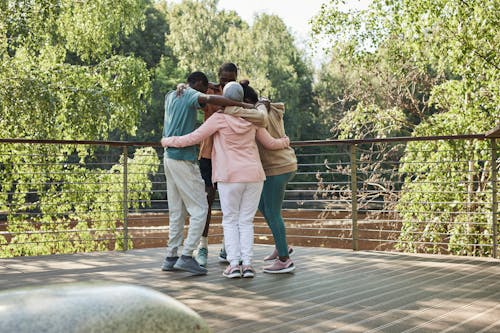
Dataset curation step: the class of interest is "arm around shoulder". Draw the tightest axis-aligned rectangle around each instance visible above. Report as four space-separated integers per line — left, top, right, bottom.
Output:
161 116 221 148
256 127 290 150
224 104 268 127
199 94 253 108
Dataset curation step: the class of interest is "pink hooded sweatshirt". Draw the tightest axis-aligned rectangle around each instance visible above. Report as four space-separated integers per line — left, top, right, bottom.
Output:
161 110 289 183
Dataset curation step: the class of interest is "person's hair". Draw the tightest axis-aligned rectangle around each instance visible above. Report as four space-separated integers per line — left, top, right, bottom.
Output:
240 79 258 104
223 81 244 102
218 62 238 76
187 71 208 86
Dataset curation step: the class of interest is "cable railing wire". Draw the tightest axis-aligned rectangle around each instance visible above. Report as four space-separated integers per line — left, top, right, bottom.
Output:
0 134 498 258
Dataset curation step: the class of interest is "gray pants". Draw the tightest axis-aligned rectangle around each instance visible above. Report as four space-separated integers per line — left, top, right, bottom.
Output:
163 157 208 257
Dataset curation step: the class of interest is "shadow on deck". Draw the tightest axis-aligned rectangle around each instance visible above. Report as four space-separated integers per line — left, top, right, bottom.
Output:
1 245 499 333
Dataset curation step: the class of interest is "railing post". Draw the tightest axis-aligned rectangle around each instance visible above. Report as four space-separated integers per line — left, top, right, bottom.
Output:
122 146 129 251
351 144 358 251
492 138 497 258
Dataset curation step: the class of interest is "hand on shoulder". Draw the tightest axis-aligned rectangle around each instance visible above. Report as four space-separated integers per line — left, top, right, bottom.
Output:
256 98 270 111
176 83 188 97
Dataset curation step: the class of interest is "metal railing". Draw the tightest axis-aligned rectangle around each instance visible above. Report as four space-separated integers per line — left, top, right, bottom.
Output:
0 133 498 258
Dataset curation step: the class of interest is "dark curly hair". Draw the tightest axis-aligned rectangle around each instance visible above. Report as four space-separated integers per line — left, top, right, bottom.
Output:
240 79 259 104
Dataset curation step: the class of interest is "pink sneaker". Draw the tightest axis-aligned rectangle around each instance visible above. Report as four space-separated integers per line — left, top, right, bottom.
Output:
263 258 295 274
263 246 294 261
223 265 241 278
242 265 255 278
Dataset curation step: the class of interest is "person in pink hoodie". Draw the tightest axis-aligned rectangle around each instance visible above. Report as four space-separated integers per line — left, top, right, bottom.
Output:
161 82 289 279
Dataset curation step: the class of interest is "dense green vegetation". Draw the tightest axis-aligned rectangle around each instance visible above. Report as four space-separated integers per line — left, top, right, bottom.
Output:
313 0 499 255
0 0 498 256
0 0 155 256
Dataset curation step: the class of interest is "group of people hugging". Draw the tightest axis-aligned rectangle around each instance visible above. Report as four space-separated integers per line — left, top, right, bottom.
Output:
160 63 296 279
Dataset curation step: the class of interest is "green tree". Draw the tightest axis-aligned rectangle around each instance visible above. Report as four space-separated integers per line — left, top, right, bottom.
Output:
243 14 320 141
205 11 321 140
117 1 186 142
392 0 499 255
0 0 155 257
164 1 322 140
165 0 245 80
311 0 499 255
1 0 151 139
117 1 170 70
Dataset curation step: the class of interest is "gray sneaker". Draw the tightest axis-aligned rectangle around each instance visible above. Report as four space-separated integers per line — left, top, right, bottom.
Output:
174 256 208 275
161 256 179 271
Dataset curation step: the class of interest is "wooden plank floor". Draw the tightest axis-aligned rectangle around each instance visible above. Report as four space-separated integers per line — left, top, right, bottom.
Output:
1 245 499 332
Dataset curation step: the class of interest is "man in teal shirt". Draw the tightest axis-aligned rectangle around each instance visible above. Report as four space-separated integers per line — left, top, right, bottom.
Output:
161 71 252 275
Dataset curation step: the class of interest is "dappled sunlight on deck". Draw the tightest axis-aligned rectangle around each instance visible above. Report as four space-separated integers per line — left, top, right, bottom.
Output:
1 245 499 332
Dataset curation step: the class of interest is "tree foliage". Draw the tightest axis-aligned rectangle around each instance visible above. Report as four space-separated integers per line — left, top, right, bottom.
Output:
0 146 158 257
0 0 155 257
165 0 245 79
242 14 320 140
1 0 320 257
311 0 499 255
5 0 495 257
1 0 151 140
163 1 322 140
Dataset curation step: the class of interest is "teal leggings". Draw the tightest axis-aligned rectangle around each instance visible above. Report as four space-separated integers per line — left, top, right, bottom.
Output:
258 171 295 257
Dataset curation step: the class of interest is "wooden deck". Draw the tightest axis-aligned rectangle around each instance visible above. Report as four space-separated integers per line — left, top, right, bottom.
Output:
1 245 499 332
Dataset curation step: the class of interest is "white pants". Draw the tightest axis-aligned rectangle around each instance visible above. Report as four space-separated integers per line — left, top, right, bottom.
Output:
218 181 263 266
163 157 208 257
